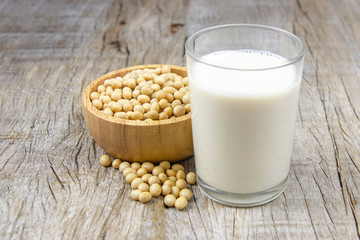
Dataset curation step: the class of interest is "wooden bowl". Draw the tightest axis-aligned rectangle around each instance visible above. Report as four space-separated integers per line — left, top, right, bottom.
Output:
82 65 193 163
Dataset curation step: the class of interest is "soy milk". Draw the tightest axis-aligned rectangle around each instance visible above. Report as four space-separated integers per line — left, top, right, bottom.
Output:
188 50 300 194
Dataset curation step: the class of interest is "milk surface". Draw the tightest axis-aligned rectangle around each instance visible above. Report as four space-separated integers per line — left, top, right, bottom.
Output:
188 50 300 194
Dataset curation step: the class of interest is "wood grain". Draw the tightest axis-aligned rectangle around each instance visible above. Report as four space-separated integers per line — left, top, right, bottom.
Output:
0 0 360 239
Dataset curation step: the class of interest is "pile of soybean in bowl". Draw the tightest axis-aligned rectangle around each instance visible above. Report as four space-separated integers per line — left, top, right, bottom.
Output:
100 155 196 210
90 65 190 120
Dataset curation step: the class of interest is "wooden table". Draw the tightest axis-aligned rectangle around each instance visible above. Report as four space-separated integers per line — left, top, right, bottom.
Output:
1 0 359 239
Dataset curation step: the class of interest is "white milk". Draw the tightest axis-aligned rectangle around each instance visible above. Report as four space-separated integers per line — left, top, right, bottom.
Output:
188 50 300 194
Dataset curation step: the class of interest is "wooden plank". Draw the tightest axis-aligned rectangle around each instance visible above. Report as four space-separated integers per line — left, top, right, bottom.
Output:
0 0 360 239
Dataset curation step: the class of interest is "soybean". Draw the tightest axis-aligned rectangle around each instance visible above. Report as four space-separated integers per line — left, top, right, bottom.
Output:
112 159 121 169
161 184 172 196
180 189 192 200
171 164 184 172
176 179 187 190
152 166 165 176
150 183 162 197
123 167 136 177
164 194 176 207
119 162 131 172
99 155 111 167
138 183 150 192
90 66 191 120
186 172 197 185
137 167 148 177
175 196 188 210
142 162 154 172
139 192 152 203
130 189 142 201
159 161 171 170
125 173 137 184
131 178 144 190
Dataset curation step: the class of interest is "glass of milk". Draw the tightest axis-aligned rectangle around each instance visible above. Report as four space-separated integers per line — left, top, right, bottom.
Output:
185 24 305 207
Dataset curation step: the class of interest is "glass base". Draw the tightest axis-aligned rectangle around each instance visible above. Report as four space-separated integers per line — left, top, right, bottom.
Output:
197 175 289 207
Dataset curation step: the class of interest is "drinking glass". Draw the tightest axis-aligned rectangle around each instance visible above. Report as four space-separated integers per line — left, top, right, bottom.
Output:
185 24 305 206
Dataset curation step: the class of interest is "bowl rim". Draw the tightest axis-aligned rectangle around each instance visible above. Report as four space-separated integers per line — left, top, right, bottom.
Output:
82 64 191 126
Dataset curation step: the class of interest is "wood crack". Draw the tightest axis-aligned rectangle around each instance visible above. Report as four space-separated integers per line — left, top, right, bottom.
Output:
334 107 351 140
0 150 16 171
346 184 360 238
340 77 360 121
191 188 209 240
47 178 58 203
46 154 65 189
344 147 360 173
187 206 199 240
312 173 335 227
294 173 318 238
295 0 313 25
125 43 130 67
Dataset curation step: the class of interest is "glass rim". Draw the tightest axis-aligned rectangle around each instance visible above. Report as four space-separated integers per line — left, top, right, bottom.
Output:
185 23 306 71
